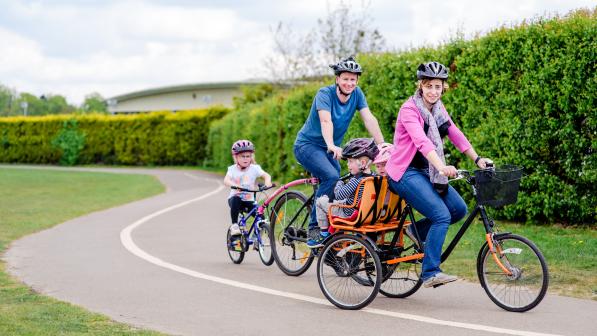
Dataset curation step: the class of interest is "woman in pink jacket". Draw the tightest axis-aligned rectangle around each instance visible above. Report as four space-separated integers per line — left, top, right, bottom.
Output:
385 61 491 288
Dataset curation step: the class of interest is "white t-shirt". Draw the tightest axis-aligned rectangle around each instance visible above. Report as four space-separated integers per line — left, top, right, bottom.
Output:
226 164 265 201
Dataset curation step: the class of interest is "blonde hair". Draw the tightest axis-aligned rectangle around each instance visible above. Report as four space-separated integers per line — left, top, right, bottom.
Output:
233 152 256 165
417 79 449 93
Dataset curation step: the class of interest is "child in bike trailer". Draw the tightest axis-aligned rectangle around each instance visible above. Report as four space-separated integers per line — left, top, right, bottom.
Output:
223 140 272 235
308 138 379 248
373 142 394 176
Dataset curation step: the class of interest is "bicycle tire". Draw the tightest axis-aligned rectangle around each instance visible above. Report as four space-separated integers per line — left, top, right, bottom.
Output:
257 223 274 266
379 259 422 298
317 234 382 310
226 227 245 264
477 233 549 312
269 190 315 276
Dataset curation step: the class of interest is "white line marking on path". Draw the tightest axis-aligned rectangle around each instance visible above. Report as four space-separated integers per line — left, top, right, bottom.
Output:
120 180 561 336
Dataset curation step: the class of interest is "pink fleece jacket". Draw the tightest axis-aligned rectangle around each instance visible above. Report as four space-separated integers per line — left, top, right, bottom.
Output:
386 97 472 182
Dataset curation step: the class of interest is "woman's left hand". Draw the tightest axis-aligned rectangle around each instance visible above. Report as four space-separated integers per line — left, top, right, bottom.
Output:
477 158 493 169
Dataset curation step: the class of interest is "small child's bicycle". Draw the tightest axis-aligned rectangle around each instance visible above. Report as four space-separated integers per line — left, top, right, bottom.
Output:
226 185 276 265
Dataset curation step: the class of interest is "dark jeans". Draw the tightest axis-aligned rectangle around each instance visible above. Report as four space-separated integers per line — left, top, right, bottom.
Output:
228 196 255 224
294 142 341 228
388 167 467 281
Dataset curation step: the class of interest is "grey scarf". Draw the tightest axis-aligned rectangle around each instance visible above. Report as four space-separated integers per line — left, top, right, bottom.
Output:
413 90 449 194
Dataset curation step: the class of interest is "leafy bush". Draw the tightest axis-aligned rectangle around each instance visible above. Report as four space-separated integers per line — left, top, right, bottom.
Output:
51 119 86 165
207 9 596 225
0 106 229 166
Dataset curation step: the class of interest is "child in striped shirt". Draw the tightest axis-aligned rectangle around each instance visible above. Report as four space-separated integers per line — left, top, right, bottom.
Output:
308 138 380 248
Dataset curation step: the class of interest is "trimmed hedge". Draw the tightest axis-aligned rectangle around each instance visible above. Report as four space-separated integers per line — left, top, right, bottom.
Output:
207 9 596 225
0 106 229 166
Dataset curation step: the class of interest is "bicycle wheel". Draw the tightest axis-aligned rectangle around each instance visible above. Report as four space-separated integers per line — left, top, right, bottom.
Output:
269 190 314 276
477 233 549 312
317 234 382 310
226 228 245 264
379 260 422 298
257 223 274 266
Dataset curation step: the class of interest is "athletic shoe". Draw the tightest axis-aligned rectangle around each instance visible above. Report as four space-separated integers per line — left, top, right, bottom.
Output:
229 223 241 236
423 272 458 288
307 231 330 248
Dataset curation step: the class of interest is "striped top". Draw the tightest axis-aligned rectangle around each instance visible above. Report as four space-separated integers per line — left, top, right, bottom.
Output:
334 173 371 217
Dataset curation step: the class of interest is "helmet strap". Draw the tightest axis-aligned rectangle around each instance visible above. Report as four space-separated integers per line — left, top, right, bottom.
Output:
358 158 371 172
336 83 351 97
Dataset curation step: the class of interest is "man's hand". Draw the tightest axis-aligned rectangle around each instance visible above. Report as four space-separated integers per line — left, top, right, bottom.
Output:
327 145 343 160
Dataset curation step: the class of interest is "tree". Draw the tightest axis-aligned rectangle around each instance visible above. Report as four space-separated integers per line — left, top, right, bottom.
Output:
262 0 386 82
0 83 78 116
0 85 17 116
316 1 386 64
81 92 108 114
44 94 76 115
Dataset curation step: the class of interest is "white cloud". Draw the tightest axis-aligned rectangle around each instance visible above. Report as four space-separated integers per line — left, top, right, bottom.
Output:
0 0 594 104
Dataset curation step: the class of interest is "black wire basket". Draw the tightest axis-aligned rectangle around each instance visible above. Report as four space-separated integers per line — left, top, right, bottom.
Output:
474 165 523 208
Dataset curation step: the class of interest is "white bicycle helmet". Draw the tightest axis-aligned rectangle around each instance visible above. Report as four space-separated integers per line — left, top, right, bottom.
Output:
330 56 363 76
416 61 448 80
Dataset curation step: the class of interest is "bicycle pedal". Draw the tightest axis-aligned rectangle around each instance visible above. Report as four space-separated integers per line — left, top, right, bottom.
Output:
432 283 445 288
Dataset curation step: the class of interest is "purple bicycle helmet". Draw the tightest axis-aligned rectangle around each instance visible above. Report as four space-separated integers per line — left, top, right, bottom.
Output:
231 139 254 155
342 138 379 161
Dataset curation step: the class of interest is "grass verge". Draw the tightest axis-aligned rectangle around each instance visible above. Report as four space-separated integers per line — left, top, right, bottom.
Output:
0 167 165 335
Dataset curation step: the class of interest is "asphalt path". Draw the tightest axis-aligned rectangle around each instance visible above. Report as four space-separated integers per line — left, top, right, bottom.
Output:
3 166 596 336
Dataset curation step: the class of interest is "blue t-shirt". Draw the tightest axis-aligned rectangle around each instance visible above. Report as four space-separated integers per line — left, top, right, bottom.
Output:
295 84 368 148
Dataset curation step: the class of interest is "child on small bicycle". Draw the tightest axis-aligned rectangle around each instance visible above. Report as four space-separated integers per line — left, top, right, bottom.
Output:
308 138 380 248
224 140 272 235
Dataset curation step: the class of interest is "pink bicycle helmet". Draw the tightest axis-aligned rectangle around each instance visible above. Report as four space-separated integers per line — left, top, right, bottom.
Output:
231 139 255 155
373 143 394 164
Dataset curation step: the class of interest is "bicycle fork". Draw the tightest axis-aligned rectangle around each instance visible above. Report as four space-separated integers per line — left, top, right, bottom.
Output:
484 233 514 276
479 208 514 276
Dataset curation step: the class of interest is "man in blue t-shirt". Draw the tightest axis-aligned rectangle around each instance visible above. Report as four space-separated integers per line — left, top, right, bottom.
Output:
294 56 385 233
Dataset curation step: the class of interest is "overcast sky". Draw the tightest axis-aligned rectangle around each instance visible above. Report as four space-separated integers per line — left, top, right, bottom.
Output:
0 0 594 105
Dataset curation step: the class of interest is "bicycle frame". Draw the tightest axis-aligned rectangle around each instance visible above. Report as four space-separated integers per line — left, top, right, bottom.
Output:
238 204 266 246
384 190 513 275
258 177 319 215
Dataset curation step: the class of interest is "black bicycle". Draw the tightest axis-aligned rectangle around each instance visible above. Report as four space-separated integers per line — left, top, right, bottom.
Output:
267 175 319 276
267 172 354 276
317 165 549 312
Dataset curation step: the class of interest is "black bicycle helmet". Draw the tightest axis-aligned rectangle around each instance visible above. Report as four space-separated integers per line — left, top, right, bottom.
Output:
329 56 363 76
342 138 379 160
416 61 448 80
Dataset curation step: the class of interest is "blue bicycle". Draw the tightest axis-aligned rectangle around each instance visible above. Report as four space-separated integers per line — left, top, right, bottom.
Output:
227 185 276 265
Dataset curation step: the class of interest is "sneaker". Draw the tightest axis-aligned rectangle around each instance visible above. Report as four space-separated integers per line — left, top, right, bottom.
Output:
229 223 241 236
404 225 421 248
423 272 458 288
307 231 329 249
308 227 320 240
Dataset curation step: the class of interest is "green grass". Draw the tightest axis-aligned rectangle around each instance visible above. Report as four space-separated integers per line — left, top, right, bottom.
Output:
0 168 166 335
442 219 597 300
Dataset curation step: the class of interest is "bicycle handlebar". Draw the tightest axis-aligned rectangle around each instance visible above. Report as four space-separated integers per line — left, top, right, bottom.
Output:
230 184 277 193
